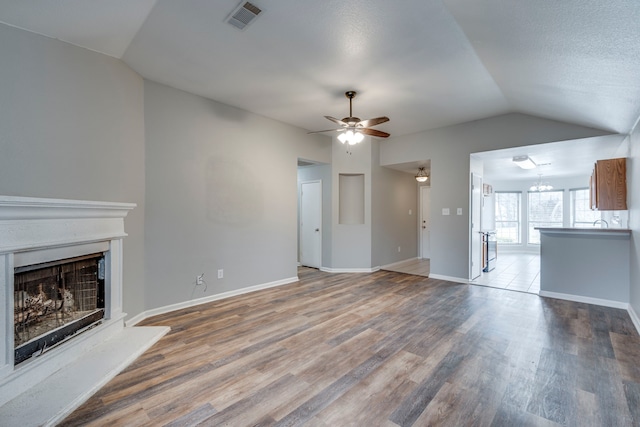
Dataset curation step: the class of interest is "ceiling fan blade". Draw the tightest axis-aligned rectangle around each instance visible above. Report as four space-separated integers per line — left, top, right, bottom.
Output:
307 128 343 134
325 116 348 126
360 128 390 138
358 116 389 128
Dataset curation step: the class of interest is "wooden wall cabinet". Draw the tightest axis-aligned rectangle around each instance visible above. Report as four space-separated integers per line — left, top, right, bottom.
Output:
590 157 627 210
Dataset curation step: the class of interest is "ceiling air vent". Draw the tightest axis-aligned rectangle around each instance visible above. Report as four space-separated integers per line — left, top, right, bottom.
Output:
226 2 262 31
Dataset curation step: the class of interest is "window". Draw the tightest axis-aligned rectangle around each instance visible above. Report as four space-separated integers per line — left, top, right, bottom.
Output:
495 192 521 244
570 188 599 228
528 190 563 244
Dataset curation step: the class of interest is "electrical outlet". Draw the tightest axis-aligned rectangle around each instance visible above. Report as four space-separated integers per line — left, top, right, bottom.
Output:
217 269 224 279
196 273 204 286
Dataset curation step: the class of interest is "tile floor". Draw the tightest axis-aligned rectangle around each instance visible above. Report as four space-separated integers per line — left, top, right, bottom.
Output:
470 252 540 294
383 253 540 295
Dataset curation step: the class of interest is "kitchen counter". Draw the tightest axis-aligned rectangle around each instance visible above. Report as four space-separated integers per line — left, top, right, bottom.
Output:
535 227 631 235
536 227 630 307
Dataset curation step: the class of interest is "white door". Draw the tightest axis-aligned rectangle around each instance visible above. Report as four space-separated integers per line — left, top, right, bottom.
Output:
420 186 431 259
300 181 322 268
470 173 482 280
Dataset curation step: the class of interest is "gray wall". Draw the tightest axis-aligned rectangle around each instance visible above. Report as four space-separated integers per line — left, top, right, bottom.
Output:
143 81 330 309
381 113 614 280
0 24 147 318
372 142 418 267
331 138 373 268
629 122 640 319
297 164 332 268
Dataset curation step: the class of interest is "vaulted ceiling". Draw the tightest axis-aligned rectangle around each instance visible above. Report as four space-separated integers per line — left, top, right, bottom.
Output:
1 0 639 139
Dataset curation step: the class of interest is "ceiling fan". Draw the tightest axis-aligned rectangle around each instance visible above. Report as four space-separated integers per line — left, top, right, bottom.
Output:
308 91 390 145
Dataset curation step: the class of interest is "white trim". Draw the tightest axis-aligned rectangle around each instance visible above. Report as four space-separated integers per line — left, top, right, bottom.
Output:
428 274 469 284
628 304 640 335
539 290 629 310
319 267 380 274
381 257 418 269
126 276 299 327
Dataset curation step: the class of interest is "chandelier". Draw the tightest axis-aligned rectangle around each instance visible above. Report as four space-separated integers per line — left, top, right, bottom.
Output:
415 167 429 182
530 174 553 192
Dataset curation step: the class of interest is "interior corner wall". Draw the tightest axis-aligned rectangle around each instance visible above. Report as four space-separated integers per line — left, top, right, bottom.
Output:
371 141 418 267
297 164 332 268
331 138 373 269
0 24 147 320
143 80 330 310
628 122 640 320
380 113 617 280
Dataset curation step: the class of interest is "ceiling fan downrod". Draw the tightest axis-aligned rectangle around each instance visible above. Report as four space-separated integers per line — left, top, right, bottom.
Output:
345 91 356 119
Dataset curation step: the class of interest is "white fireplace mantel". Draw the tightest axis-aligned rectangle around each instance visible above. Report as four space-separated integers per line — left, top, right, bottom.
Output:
0 196 169 426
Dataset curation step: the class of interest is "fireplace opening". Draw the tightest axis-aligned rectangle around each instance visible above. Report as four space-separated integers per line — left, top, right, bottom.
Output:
14 253 106 365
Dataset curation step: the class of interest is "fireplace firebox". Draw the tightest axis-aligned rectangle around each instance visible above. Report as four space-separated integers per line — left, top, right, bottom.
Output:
13 253 106 365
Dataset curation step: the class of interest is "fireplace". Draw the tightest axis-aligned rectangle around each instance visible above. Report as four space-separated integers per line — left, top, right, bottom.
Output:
14 253 106 365
0 197 134 405
0 196 169 425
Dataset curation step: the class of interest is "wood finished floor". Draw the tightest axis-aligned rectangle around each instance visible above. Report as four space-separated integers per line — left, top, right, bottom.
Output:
383 258 430 277
62 268 640 426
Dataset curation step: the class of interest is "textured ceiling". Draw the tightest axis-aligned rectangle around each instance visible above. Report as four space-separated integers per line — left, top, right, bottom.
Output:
1 0 639 140
0 0 640 179
474 135 628 181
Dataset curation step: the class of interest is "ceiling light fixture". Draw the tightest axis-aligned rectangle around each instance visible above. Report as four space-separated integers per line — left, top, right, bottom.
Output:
513 155 537 170
337 129 364 145
530 174 553 192
415 167 429 183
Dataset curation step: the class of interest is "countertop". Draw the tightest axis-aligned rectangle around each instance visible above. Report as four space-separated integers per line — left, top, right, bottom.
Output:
535 227 631 236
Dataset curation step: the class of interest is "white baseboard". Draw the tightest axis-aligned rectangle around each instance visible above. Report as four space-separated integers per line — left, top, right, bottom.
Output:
381 257 418 269
629 304 640 335
319 267 380 273
126 276 299 327
538 290 629 310
428 274 469 284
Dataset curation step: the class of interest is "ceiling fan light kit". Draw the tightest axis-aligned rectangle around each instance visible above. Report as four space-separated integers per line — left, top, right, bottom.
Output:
337 130 364 145
308 91 390 144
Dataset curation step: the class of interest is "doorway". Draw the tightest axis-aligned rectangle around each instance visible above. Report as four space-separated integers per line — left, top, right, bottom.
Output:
299 180 322 268
470 173 482 280
420 186 431 259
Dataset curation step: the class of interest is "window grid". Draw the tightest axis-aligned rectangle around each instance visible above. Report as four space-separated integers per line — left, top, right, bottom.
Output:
570 188 599 228
528 190 563 244
494 192 521 244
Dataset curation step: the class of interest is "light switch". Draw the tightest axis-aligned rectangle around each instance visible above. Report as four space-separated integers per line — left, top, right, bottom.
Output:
409 209 412 215
457 208 463 215
442 208 450 215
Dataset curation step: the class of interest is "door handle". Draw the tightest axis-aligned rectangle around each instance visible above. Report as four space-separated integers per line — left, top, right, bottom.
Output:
315 228 320 232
